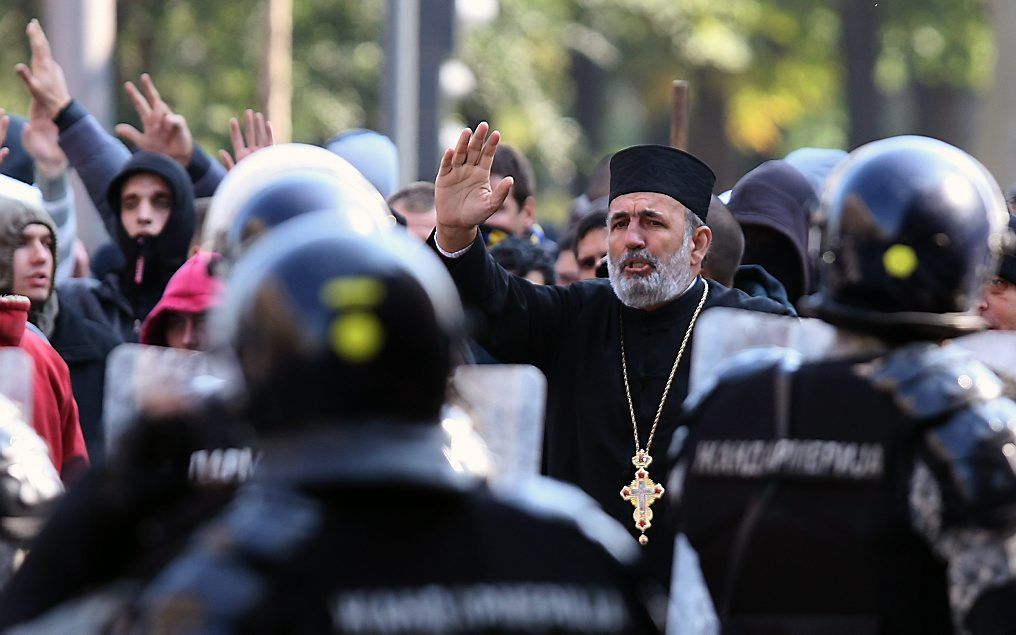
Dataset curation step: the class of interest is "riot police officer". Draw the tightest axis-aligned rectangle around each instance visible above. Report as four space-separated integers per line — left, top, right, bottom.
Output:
668 136 1016 634
135 212 661 634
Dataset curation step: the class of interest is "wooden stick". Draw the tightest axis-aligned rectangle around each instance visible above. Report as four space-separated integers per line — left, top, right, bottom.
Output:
669 80 689 150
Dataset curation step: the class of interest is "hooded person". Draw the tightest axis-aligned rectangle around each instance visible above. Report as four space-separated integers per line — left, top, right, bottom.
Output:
0 196 118 461
140 251 225 351
59 152 196 342
726 160 817 306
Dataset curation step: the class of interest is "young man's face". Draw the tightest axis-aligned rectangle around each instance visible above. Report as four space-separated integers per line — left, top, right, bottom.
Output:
979 276 1016 330
576 226 607 281
12 223 54 306
485 173 535 237
163 310 208 351
121 173 173 239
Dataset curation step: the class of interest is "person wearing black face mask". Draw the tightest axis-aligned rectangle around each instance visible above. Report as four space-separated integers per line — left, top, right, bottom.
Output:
59 152 195 342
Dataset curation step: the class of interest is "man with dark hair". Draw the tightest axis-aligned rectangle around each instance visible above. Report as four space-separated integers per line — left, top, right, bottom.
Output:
483 142 553 247
387 180 435 241
430 123 791 586
979 213 1016 330
700 195 743 287
555 231 580 285
573 207 608 280
490 236 556 285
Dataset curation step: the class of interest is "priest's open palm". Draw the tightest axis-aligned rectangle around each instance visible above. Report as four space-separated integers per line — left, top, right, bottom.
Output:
434 122 514 252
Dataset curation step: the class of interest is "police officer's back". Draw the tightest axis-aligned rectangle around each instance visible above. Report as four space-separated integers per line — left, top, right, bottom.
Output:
136 214 659 633
669 136 1016 634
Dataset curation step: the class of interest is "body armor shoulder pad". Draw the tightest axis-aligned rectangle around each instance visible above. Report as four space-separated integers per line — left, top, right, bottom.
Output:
924 397 1016 530
862 343 1004 420
137 485 322 630
490 475 640 566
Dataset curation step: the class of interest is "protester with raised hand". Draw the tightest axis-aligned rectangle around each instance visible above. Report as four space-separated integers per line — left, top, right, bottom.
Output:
218 109 276 170
15 19 225 218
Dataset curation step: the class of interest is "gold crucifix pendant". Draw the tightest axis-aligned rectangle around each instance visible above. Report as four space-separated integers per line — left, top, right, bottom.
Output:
620 451 664 545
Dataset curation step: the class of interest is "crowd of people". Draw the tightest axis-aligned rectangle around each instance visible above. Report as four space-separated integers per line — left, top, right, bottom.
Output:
0 15 1014 634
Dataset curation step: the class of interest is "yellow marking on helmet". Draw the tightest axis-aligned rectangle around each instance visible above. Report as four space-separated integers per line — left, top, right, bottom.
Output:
883 244 918 278
320 277 386 309
330 313 384 363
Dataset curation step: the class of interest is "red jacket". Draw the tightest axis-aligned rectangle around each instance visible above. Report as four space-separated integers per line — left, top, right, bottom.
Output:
0 296 89 481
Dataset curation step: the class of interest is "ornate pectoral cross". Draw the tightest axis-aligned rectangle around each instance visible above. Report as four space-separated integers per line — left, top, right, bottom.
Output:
620 450 664 545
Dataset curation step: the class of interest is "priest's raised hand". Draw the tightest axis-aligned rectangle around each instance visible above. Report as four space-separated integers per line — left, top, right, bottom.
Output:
434 122 514 253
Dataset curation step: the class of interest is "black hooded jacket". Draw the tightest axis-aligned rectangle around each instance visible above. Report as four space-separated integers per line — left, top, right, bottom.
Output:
105 152 196 322
60 153 195 341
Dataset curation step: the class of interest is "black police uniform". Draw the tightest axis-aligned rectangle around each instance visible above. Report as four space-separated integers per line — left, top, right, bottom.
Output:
667 135 1016 634
137 424 661 634
670 344 1016 633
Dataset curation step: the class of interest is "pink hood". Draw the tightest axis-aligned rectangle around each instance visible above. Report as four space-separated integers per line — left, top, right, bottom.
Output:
140 251 225 346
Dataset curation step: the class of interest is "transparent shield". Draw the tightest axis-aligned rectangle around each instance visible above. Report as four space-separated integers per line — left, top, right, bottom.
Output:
449 365 547 480
102 344 240 456
0 349 32 427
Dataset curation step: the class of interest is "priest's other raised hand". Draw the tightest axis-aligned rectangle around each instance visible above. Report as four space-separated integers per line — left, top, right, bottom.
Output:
434 122 514 252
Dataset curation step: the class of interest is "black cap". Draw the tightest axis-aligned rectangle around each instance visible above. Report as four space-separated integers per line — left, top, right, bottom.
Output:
609 145 715 221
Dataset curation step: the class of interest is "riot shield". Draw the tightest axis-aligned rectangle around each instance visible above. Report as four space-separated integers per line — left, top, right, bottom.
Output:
0 348 33 428
102 344 239 456
952 330 1016 393
0 349 62 555
447 365 547 480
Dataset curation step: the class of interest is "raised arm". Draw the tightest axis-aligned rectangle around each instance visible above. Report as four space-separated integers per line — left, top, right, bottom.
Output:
434 122 514 253
218 109 276 170
429 123 585 368
22 98 77 282
113 74 225 196
15 18 128 221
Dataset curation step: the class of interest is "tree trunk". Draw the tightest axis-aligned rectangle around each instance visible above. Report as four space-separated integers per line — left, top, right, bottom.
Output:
839 0 883 149
975 0 1016 187
688 73 737 191
261 0 293 143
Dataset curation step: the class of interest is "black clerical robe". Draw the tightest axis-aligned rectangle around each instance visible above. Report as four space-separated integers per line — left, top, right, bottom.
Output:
432 234 793 582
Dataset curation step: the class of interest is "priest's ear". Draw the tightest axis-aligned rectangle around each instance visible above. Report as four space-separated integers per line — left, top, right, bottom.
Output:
689 223 712 271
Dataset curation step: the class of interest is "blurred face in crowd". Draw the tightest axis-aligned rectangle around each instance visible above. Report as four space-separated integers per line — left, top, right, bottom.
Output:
555 249 579 285
979 276 1016 330
121 173 173 239
486 173 536 237
392 204 437 242
576 226 607 281
12 223 54 306
164 310 208 350
606 192 710 310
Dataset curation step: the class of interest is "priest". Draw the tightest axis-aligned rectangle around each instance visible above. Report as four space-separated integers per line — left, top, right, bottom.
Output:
429 123 793 584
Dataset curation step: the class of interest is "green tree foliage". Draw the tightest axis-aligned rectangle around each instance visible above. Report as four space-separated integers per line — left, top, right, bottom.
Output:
116 0 384 154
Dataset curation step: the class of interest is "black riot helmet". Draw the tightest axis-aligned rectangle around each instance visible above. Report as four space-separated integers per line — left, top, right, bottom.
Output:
210 210 464 433
202 143 393 261
801 136 1009 341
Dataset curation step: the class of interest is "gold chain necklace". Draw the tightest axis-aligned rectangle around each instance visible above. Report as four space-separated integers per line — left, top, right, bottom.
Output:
619 279 709 545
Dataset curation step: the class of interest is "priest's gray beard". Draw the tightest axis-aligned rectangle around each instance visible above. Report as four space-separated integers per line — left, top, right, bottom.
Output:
608 227 695 310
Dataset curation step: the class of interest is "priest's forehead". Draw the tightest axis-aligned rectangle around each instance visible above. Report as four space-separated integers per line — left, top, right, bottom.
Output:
608 192 687 218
